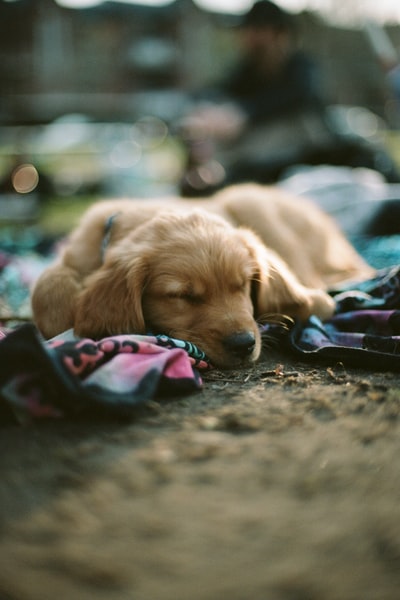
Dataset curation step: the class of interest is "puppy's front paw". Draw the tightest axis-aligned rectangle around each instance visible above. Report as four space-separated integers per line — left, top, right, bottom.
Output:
307 289 335 321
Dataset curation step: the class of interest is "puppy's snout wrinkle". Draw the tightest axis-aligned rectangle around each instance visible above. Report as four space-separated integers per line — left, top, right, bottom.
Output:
223 331 256 359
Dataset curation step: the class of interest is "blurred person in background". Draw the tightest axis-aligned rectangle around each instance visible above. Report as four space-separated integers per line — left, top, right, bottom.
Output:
179 0 400 196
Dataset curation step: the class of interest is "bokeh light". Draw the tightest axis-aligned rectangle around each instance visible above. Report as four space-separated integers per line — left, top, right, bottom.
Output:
11 164 40 194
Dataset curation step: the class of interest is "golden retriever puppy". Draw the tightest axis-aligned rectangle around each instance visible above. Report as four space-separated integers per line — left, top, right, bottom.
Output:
31 183 373 368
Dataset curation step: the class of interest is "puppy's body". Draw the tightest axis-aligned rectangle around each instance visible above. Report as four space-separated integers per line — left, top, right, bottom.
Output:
32 184 373 368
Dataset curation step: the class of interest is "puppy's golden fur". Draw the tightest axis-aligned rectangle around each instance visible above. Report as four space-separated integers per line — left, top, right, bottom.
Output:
31 183 373 368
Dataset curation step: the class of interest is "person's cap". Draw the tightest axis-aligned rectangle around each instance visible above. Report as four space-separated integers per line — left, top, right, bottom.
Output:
240 1 295 30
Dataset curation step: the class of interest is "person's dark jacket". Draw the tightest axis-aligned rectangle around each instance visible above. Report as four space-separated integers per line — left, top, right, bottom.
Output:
221 51 324 124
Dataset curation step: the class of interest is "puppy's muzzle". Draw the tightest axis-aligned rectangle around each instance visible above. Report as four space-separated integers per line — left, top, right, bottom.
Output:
223 331 256 360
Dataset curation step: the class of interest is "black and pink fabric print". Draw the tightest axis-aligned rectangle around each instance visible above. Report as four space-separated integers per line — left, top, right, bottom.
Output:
0 326 210 425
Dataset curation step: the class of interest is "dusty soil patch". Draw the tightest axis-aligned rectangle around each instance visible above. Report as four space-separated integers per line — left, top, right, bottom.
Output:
0 348 399 600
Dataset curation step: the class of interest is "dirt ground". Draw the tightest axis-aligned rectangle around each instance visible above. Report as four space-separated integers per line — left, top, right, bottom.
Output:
0 345 400 600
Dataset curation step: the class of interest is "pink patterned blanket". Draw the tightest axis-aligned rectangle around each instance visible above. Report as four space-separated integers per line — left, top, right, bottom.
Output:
0 325 210 425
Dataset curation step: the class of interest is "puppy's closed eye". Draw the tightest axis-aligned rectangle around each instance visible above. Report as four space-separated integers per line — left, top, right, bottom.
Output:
166 290 205 305
163 277 249 305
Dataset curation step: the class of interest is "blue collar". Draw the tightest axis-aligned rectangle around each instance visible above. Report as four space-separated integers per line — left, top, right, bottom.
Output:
101 212 119 262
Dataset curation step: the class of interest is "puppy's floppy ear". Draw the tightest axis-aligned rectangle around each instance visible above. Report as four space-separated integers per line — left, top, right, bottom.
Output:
74 246 148 339
237 228 335 321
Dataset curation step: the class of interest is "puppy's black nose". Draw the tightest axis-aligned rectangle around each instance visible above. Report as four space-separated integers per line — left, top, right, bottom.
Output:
223 331 256 359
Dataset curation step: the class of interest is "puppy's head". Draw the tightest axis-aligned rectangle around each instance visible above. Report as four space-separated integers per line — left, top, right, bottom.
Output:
75 209 334 368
